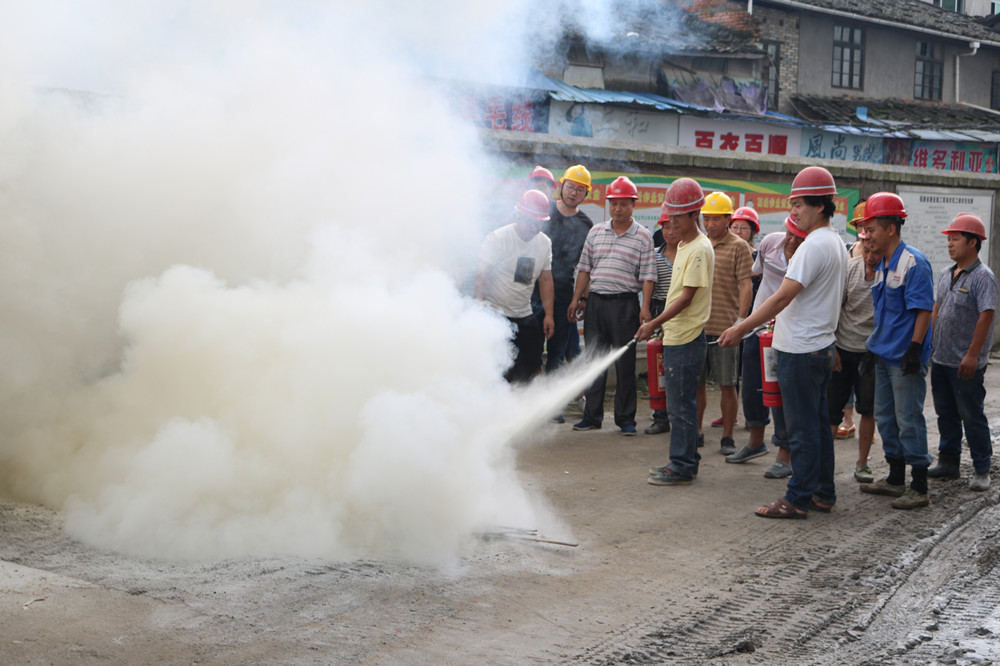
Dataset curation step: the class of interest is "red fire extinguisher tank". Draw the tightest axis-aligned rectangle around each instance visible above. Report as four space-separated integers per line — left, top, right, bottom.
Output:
759 323 782 407
647 337 665 410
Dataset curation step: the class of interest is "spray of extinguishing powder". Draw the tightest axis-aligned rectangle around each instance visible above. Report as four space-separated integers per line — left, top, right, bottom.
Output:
0 1 685 566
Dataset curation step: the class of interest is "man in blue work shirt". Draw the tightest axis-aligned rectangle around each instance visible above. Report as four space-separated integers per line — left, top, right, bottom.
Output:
859 192 935 510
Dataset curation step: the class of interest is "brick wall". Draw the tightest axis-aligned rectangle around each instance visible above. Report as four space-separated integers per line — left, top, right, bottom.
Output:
754 5 800 115
683 0 759 33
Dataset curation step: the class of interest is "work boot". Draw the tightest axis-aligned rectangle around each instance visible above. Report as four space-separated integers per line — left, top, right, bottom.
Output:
970 472 991 491
928 453 961 479
890 488 930 510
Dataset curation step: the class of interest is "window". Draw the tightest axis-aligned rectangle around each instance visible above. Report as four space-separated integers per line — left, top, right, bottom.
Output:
832 25 864 89
914 41 943 100
933 0 964 11
763 41 780 110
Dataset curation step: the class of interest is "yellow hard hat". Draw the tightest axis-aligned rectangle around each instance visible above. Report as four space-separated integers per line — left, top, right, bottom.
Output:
701 191 734 216
561 164 592 191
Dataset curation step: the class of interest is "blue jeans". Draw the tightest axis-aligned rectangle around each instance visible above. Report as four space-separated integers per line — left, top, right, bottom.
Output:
777 347 836 511
874 360 930 467
931 363 992 474
663 332 706 479
742 334 789 449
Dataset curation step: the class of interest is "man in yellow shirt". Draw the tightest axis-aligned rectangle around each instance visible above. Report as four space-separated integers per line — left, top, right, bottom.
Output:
636 178 715 485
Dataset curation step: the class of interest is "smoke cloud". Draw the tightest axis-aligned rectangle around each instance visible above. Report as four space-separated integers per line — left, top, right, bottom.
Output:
0 0 595 564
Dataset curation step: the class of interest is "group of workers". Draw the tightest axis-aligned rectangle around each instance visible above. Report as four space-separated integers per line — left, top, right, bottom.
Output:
475 162 996 517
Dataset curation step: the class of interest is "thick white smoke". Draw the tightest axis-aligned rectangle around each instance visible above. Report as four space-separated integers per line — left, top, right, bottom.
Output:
0 0 585 563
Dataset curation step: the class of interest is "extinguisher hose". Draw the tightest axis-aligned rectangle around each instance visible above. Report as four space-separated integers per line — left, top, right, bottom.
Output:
707 324 769 345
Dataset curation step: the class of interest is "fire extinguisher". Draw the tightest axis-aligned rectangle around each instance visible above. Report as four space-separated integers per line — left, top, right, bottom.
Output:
759 321 782 407
647 334 666 410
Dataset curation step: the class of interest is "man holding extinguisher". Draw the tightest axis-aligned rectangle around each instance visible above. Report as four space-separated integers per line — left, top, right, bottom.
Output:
635 178 714 485
718 166 847 518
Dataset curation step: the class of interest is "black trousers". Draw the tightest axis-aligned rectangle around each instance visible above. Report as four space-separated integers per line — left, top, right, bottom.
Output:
582 293 639 427
504 314 543 384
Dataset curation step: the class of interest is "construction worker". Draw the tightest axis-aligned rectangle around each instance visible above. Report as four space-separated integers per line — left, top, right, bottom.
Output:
929 213 996 491
475 189 555 384
719 166 847 518
527 165 557 200
698 192 754 455
859 192 935 510
533 165 594 386
569 176 656 436
637 178 713 484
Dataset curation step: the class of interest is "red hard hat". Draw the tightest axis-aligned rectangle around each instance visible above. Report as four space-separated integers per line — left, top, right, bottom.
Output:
606 176 638 200
784 215 807 239
942 212 987 241
515 189 551 221
663 178 705 215
528 165 556 187
732 206 760 234
861 192 907 222
790 166 837 198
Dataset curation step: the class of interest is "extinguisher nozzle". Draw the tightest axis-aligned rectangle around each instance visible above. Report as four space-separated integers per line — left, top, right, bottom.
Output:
626 338 637 349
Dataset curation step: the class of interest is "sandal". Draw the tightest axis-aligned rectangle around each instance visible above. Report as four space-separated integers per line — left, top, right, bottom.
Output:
836 424 856 439
809 498 833 513
755 497 807 519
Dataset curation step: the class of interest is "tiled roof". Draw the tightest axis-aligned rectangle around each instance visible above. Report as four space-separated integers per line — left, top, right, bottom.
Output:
567 4 763 59
758 0 1000 45
790 93 1000 129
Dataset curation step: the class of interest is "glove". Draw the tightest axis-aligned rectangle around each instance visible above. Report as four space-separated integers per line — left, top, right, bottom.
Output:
900 341 923 376
858 351 876 377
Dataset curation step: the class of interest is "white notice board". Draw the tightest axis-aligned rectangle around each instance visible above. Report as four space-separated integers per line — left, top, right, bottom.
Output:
895 186 994 287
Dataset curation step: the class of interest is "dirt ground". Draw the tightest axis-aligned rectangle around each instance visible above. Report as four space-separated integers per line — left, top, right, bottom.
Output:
3 363 1000 665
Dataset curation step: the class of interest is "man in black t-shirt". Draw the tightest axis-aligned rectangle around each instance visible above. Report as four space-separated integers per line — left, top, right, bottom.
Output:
531 164 593 374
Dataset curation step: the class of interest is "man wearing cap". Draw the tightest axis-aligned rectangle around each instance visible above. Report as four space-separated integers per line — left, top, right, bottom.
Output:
636 178 714 484
569 176 656 436
644 205 680 435
532 165 594 380
827 221 882 485
475 189 555 384
697 192 754 456
928 213 997 491
858 192 935 510
718 166 847 518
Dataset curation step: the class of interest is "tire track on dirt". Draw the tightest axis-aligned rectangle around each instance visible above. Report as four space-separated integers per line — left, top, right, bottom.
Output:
568 477 999 665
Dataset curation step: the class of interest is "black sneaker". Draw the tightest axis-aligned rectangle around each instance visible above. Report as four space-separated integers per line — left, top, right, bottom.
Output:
720 437 736 456
644 421 670 435
697 433 704 448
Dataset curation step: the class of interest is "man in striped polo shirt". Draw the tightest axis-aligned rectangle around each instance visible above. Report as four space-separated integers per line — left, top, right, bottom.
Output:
569 176 656 436
697 192 754 456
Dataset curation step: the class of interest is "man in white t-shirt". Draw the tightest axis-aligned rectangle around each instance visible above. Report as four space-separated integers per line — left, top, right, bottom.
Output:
719 166 847 519
475 189 555 384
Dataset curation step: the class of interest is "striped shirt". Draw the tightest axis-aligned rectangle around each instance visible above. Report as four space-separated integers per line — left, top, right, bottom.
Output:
651 246 673 301
705 231 754 336
578 219 656 294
